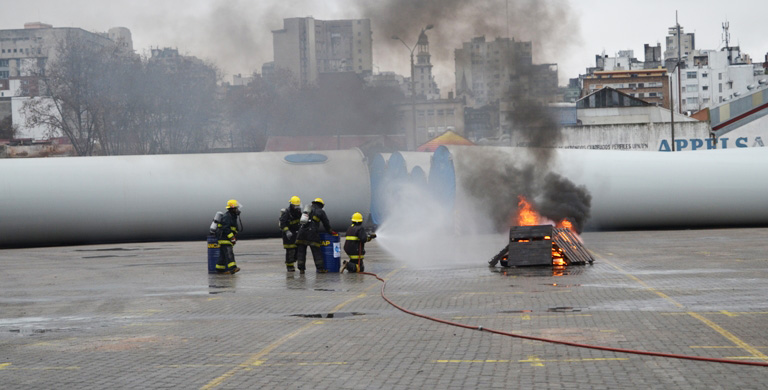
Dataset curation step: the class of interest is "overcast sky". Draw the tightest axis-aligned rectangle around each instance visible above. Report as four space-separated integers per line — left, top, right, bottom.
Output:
5 0 767 93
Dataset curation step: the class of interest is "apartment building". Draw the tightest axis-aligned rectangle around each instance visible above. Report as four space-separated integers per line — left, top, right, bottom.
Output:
272 17 372 86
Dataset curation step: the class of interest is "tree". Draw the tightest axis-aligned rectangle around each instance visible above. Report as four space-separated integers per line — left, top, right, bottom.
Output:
21 31 115 155
0 115 17 139
21 33 221 156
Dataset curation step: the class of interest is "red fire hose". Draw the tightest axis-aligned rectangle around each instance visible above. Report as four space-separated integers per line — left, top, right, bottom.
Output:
360 272 768 367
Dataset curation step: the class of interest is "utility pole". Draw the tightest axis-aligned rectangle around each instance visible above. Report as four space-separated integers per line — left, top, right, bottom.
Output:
677 12 682 116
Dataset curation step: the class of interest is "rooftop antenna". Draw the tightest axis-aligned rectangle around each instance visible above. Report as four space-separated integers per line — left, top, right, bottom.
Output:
722 20 731 64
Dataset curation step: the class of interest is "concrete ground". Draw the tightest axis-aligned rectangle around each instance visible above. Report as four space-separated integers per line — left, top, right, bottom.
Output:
1 228 767 389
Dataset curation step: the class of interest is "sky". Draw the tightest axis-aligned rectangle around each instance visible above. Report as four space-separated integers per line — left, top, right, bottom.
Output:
4 0 767 93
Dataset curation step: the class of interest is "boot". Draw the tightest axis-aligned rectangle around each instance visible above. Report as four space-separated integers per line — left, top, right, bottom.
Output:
230 267 241 274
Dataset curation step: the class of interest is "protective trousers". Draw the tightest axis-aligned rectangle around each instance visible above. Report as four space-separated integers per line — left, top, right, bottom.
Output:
285 248 297 271
217 245 237 273
345 258 365 273
296 244 325 272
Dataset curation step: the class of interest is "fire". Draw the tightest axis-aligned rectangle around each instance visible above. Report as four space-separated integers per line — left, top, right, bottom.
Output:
557 219 574 231
517 196 539 226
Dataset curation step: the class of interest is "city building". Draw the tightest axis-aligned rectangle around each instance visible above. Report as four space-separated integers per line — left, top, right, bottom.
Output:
364 71 409 96
396 96 465 147
664 24 695 68
0 22 132 80
455 36 559 108
675 47 764 113
0 22 132 140
271 17 372 86
582 68 671 109
411 29 439 99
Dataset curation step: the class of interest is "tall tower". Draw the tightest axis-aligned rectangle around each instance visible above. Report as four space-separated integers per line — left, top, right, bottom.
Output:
414 30 438 99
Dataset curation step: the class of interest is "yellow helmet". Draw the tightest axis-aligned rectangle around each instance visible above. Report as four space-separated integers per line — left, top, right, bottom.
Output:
313 198 324 205
226 199 240 209
290 196 301 206
351 212 363 223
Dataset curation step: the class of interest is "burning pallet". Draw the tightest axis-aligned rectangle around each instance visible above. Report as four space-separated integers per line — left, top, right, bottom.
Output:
489 225 594 267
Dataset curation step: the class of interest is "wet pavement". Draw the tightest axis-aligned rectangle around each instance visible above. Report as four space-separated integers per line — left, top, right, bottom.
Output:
1 228 767 389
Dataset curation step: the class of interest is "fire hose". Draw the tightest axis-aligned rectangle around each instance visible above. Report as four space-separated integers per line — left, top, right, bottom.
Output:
359 271 768 367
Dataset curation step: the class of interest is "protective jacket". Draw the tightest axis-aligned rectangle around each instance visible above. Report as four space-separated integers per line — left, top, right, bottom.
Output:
279 205 302 248
216 210 240 245
297 204 331 246
344 223 370 259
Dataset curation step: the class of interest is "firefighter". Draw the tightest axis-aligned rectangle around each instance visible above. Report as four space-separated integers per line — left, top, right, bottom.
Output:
343 212 376 273
279 196 302 272
215 199 242 274
295 198 335 274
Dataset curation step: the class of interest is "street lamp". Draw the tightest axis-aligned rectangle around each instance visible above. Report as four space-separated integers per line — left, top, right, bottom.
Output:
392 24 433 150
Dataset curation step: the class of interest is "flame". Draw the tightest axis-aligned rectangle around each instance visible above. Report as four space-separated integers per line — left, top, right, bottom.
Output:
517 196 539 226
557 219 574 231
552 245 566 266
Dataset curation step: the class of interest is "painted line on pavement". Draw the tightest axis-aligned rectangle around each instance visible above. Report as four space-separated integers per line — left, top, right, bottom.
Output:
200 267 402 390
593 251 768 361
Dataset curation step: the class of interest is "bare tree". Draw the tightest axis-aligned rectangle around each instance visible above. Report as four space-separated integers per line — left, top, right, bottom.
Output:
0 115 17 139
21 31 116 156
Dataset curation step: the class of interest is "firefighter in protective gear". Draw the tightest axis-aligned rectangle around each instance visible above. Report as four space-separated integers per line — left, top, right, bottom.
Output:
216 199 242 274
343 212 376 273
296 198 335 274
279 196 302 272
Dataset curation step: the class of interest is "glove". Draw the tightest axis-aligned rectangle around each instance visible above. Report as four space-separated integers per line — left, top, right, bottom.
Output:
369 233 377 239
231 237 237 245
285 231 293 240
331 231 338 236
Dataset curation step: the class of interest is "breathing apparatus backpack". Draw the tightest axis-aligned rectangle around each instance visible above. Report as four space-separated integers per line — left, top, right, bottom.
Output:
209 211 224 234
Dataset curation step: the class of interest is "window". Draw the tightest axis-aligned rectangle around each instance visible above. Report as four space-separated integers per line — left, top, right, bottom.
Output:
687 97 698 104
417 110 425 117
446 109 454 115
719 73 723 80
427 110 434 116
0 71 9 79
0 59 8 67
687 71 697 79
702 85 708 91
629 83 636 89
702 73 708 78
437 109 444 115
687 85 698 92
719 84 723 93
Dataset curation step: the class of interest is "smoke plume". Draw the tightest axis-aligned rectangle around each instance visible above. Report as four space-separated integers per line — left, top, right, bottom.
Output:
455 147 591 233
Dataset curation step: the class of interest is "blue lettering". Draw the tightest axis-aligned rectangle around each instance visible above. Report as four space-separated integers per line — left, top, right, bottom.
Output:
706 138 717 149
720 138 728 148
735 137 748 148
690 139 704 150
675 139 689 151
753 136 765 147
658 140 672 152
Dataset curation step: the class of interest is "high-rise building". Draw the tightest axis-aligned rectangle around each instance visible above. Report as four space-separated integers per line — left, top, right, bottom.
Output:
455 36 561 107
665 25 695 66
272 17 372 86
